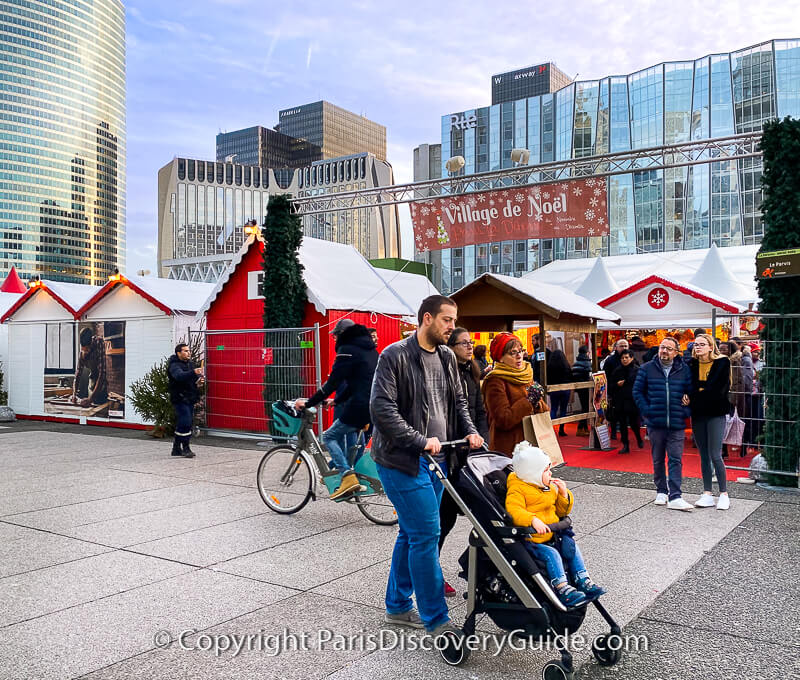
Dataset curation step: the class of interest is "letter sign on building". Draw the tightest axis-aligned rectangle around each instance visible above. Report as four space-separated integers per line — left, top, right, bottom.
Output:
449 113 477 131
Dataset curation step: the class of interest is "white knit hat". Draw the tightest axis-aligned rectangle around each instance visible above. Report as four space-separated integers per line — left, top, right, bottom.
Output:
511 441 551 488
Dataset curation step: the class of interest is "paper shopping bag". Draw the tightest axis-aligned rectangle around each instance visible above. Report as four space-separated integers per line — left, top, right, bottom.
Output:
522 412 564 466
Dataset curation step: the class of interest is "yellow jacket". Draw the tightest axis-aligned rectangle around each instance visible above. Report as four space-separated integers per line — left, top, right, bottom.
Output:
505 472 574 543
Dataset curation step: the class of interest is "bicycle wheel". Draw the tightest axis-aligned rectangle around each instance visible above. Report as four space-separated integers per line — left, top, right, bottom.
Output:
355 492 398 526
256 445 313 514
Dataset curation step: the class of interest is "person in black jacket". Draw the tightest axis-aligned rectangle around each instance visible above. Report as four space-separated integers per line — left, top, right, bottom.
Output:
602 338 629 439
167 343 204 458
296 319 378 500
688 334 732 510
610 350 644 453
547 349 573 436
571 345 593 436
370 295 483 636
437 327 488 597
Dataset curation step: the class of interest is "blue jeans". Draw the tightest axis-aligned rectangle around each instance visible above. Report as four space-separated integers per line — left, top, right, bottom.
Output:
322 419 360 474
377 457 449 631
524 540 588 586
174 402 193 443
647 427 685 500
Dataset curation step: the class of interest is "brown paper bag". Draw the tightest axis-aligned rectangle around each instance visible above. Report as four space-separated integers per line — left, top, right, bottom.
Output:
522 412 564 466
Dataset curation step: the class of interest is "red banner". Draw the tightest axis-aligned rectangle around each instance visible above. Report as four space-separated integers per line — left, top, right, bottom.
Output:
411 178 608 252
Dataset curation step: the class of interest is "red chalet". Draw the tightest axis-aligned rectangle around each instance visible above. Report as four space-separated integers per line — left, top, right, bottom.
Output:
194 234 439 433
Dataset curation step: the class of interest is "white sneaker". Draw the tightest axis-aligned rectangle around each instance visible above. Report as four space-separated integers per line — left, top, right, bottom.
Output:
694 493 716 508
716 494 730 510
667 498 693 512
654 493 668 506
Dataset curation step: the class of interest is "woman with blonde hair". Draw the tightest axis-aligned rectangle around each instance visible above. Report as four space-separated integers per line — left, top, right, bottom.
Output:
482 332 547 456
688 333 731 510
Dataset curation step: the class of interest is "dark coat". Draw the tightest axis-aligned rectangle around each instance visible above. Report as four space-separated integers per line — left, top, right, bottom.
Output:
632 356 692 430
306 324 378 428
610 362 640 418
689 356 731 418
370 333 477 476
571 353 592 382
482 375 535 457
630 337 649 365
167 355 200 405
458 361 489 441
547 351 573 388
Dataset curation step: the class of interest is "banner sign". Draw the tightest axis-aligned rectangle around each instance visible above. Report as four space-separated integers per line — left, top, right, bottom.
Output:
411 177 608 252
756 248 800 279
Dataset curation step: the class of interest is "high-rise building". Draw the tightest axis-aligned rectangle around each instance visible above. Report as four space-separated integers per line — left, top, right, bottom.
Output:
276 101 387 161
417 39 800 294
216 126 322 168
491 62 574 104
413 144 442 183
158 154 400 281
0 0 126 284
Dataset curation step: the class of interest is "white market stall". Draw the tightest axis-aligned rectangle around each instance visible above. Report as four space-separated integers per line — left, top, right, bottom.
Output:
1 276 213 427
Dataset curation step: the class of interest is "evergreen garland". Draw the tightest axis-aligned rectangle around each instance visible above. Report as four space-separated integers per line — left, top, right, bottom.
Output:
261 195 308 417
756 117 800 485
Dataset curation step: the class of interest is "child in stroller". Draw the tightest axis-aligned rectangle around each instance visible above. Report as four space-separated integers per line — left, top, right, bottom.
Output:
505 442 606 608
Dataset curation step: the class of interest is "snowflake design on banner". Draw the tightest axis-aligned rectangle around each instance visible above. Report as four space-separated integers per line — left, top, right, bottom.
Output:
585 209 595 220
588 227 596 235
648 287 669 309
532 187 541 197
489 199 496 206
597 215 606 225
515 193 524 202
586 178 596 187
594 187 602 196
477 194 487 202
425 228 435 239
590 197 599 207
468 197 478 207
543 192 550 199
572 186 583 196
421 206 430 216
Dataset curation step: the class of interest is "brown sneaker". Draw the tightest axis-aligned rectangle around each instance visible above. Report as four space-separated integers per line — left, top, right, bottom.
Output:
330 473 365 500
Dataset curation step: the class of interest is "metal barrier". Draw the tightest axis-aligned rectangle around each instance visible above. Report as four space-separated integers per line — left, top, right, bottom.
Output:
712 311 799 483
190 325 322 436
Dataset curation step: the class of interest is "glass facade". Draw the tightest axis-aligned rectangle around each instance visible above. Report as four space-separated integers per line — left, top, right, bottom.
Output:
0 0 126 285
420 40 800 294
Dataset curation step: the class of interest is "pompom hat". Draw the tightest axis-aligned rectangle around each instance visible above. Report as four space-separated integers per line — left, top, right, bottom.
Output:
511 441 551 488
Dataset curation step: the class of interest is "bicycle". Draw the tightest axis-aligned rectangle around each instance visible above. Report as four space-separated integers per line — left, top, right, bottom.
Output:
256 401 398 525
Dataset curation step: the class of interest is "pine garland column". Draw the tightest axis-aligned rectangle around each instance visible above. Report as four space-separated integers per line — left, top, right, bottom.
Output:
261 194 308 417
756 117 800 486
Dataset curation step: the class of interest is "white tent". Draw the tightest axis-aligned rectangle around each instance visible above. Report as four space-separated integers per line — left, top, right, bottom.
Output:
574 257 620 301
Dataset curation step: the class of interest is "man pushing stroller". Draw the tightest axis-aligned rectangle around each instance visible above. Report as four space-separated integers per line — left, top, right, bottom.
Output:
505 442 606 608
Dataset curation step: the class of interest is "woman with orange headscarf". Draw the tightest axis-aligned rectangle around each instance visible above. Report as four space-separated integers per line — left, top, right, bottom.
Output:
482 332 548 456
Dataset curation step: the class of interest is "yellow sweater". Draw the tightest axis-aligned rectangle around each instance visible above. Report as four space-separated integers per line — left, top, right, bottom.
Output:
505 472 574 543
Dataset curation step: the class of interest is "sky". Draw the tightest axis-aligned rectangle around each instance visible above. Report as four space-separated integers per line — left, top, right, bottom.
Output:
124 0 797 274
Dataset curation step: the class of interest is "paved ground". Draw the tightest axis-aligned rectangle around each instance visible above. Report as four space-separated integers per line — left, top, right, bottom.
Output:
0 421 797 680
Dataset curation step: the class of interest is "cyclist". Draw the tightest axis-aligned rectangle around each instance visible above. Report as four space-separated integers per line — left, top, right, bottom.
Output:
295 318 378 500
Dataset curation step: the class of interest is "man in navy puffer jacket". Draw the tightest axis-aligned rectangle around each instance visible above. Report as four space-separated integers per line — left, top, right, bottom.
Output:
633 336 693 511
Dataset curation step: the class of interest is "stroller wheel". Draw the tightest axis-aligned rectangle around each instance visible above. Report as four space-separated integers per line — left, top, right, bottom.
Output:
592 634 622 666
542 660 574 680
437 629 470 666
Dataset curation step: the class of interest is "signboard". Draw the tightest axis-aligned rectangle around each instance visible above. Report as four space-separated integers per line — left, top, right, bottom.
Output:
410 177 608 252
300 340 314 349
756 248 800 279
590 370 613 451
262 348 273 365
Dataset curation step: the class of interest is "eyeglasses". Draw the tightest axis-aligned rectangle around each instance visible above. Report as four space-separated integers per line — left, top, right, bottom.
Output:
506 349 524 357
454 340 475 348
658 345 677 352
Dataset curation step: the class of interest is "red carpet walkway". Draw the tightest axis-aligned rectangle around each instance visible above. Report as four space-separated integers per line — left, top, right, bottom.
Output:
558 423 755 482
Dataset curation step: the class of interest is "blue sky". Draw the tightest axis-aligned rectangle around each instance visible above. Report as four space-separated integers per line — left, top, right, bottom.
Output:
125 0 795 273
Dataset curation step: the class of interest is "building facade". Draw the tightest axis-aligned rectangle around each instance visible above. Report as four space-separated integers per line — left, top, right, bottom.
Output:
215 126 322 169
0 0 126 285
491 62 574 105
416 39 800 294
276 101 387 161
158 154 401 281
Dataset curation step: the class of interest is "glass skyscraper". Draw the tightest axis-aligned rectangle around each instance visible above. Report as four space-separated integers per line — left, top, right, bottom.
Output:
0 0 126 285
420 40 800 294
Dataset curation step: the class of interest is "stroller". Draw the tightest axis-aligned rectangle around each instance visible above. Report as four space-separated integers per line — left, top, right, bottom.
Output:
426 441 623 679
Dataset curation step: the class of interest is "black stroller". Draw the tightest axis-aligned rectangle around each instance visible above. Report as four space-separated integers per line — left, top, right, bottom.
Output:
426 442 623 679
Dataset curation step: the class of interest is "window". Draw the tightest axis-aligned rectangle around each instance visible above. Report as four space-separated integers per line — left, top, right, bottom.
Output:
45 323 75 374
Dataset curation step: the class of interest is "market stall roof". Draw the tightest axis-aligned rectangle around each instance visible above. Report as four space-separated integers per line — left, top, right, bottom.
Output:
574 257 619 301
0 291 23 319
196 235 434 320
524 244 759 307
1 280 101 322
0 266 26 294
595 274 745 330
449 272 621 333
76 275 216 317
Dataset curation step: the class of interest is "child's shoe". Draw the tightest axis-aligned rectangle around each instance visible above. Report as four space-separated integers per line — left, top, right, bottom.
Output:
575 576 607 601
553 582 587 608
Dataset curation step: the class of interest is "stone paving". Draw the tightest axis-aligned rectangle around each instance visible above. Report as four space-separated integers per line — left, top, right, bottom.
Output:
0 424 795 680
